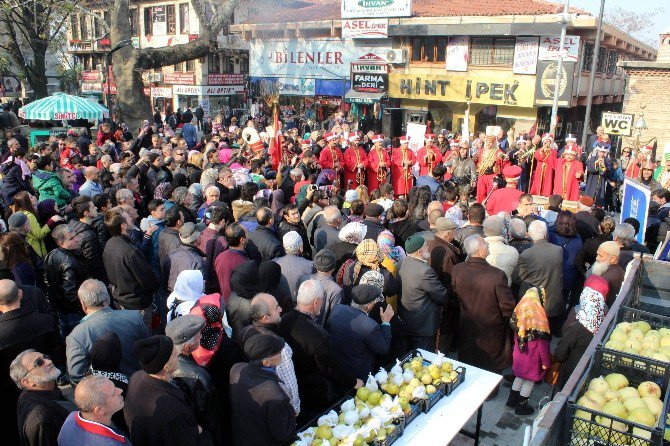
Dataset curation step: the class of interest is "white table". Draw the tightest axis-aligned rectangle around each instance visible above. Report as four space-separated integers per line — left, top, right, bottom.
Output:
393 349 502 446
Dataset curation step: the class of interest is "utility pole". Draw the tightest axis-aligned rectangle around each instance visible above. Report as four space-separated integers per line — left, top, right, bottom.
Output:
550 0 569 136
580 0 606 147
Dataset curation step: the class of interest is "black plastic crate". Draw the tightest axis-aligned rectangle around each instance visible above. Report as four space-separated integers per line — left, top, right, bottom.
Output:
443 366 467 397
600 306 670 366
421 381 446 413
401 399 424 427
565 348 670 446
371 417 404 446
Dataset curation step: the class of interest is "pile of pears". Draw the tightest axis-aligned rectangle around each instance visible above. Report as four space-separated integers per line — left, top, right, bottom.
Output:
604 320 670 363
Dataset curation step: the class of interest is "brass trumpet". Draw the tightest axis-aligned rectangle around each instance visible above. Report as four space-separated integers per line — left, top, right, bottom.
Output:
424 148 435 172
355 146 365 185
377 148 387 183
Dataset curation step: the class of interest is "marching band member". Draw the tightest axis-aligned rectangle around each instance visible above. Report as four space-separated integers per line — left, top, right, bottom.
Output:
391 136 415 198
417 134 442 176
366 134 391 192
529 133 556 197
343 134 368 189
553 145 584 201
485 165 524 215
475 134 508 203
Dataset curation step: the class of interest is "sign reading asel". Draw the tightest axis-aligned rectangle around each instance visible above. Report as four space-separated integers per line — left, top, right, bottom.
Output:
342 19 388 39
388 73 535 108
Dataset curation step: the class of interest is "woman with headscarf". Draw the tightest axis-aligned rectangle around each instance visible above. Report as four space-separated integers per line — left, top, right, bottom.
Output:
553 276 608 390
337 239 398 304
329 222 367 274
225 260 261 338
259 260 293 312
377 230 406 276
37 198 64 253
0 232 36 286
167 270 205 322
270 189 286 221
507 287 551 416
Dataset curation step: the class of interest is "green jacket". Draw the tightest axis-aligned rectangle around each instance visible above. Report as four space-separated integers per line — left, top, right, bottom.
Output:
32 169 71 208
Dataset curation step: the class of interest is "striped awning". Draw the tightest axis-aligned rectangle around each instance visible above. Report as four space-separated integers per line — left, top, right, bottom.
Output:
18 93 109 121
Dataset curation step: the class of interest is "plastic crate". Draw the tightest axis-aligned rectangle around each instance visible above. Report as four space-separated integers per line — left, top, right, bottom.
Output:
565 348 670 446
371 417 404 446
401 399 424 426
422 381 446 413
600 306 670 366
443 366 467 397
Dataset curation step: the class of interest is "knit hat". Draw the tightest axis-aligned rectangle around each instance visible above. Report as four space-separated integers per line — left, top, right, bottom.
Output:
134 336 174 374
339 222 367 244
244 333 285 361
360 270 385 291
365 203 384 217
599 241 620 257
435 217 457 232
344 190 359 202
314 249 336 272
282 231 303 252
180 222 205 244
8 212 28 231
165 315 205 345
351 284 382 305
584 275 610 299
405 235 425 254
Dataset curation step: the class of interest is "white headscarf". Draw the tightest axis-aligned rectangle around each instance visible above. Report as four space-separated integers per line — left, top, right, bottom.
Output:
167 270 204 322
339 221 367 244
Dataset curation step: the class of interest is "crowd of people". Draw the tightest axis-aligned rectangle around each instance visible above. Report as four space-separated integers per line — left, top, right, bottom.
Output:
0 107 668 446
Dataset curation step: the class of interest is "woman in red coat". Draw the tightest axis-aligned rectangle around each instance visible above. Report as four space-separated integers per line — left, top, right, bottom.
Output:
508 287 551 416
530 134 557 197
366 135 390 192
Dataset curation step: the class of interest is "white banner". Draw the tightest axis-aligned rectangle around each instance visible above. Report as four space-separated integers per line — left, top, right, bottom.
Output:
341 0 411 19
250 38 392 79
173 85 244 96
513 37 539 75
342 19 388 39
539 35 580 63
151 86 173 98
446 36 469 72
81 82 102 93
406 123 427 154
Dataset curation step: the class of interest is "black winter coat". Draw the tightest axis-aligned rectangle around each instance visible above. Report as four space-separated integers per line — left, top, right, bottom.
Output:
17 389 75 446
103 235 159 310
229 363 295 446
0 158 33 205
91 215 109 249
278 220 312 260
69 219 107 283
44 248 88 314
246 226 284 262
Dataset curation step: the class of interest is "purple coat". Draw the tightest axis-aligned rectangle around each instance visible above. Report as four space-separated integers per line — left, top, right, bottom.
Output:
512 338 551 381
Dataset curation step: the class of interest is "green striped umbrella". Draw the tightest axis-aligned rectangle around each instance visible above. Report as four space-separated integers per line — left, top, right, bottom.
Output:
18 93 109 121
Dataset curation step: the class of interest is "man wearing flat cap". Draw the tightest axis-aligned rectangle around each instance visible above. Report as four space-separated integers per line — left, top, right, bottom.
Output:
327 284 394 380
296 249 344 327
597 240 625 306
166 315 225 444
362 203 385 241
229 333 296 446
124 335 210 446
398 235 450 352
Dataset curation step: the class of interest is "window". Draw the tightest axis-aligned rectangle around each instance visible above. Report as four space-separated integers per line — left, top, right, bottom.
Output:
143 7 152 35
93 16 101 39
179 3 189 34
174 62 183 72
70 15 79 40
129 9 138 36
435 37 447 62
185 59 195 72
607 50 618 75
208 54 220 73
583 42 594 71
411 38 422 62
240 56 248 73
166 5 176 35
79 15 88 39
222 56 233 73
597 47 608 73
469 37 515 66
410 37 447 63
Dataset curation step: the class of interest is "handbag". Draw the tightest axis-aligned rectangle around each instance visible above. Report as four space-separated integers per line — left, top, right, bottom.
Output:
544 357 561 386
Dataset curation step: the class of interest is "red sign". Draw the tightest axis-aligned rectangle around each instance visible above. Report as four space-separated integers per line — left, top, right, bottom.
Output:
164 72 195 85
55 112 78 120
102 83 117 95
81 71 101 82
207 74 244 85
189 34 199 42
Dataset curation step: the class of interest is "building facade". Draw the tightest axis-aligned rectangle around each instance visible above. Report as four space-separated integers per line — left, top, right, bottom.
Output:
232 0 655 143
67 1 250 118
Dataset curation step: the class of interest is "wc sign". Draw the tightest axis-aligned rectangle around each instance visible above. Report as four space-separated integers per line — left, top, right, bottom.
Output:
602 112 634 137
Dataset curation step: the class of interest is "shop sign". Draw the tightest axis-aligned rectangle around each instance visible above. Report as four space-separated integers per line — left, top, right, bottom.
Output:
352 73 387 93
164 73 195 85
250 38 391 79
538 35 580 63
445 37 469 72
341 0 411 19
152 6 167 36
601 112 634 137
208 73 245 85
389 73 535 108
342 19 388 39
513 37 539 75
173 85 244 96
277 78 315 96
68 39 92 52
81 82 102 93
102 82 117 95
81 71 102 82
151 86 173 98
534 60 575 107
351 63 388 74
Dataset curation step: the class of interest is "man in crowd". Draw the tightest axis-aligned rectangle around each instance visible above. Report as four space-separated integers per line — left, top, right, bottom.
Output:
597 240 625 306
275 231 314 298
69 195 106 282
214 223 248 302
279 204 312 260
297 249 344 327
246 207 284 262
362 203 385 241
454 202 485 248
163 222 205 293
313 205 343 253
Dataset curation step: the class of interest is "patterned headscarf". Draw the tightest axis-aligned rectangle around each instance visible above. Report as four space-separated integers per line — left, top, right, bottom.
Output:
360 270 385 291
352 239 382 283
154 182 172 200
339 221 367 244
445 206 467 228
576 285 606 334
510 287 551 352
377 230 406 263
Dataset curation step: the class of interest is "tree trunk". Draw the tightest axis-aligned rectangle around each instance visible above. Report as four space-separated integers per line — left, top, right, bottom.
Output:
29 46 49 99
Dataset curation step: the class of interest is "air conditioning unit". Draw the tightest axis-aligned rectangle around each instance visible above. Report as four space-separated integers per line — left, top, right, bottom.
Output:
386 49 406 64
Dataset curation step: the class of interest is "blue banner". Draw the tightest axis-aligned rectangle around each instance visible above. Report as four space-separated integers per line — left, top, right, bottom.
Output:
620 178 651 244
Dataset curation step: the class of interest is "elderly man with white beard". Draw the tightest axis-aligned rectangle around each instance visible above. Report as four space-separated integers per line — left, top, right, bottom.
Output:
398 235 449 352
594 241 625 307
11 349 76 446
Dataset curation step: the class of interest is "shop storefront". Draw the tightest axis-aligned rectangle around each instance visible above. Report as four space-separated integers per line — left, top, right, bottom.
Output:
388 70 538 135
173 85 245 118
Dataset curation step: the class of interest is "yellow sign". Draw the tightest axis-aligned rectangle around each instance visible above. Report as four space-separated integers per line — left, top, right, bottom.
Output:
388 72 535 108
